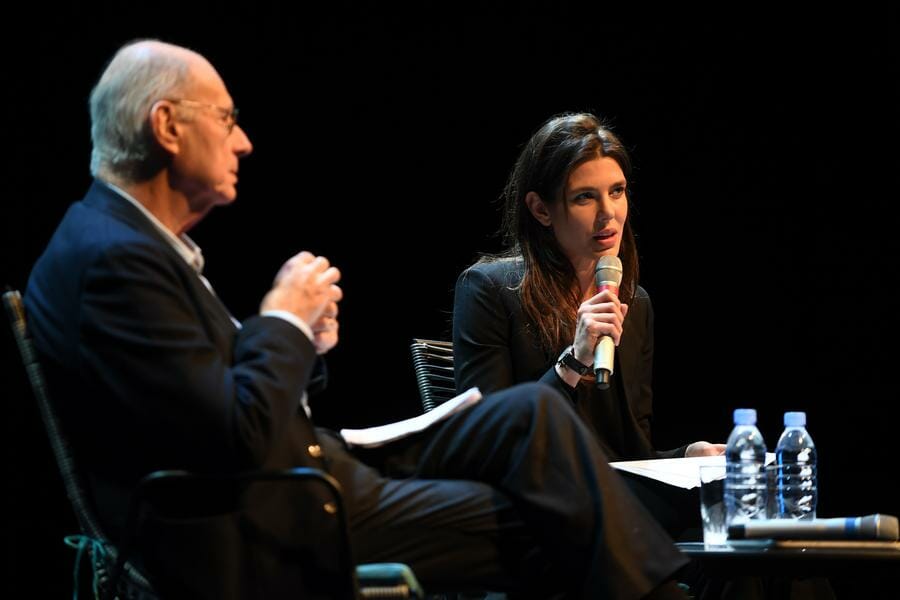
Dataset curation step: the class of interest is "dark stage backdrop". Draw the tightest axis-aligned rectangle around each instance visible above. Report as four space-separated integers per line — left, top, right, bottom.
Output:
4 5 898 597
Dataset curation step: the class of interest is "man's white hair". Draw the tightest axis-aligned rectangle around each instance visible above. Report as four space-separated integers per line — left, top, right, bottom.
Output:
89 40 191 182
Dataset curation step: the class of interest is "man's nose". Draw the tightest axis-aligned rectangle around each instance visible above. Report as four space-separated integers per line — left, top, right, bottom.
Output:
231 124 253 157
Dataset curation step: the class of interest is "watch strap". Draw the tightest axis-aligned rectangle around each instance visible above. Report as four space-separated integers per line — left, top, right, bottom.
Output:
557 345 592 376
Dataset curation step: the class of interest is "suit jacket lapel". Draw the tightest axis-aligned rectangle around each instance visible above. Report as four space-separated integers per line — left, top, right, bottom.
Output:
82 180 240 336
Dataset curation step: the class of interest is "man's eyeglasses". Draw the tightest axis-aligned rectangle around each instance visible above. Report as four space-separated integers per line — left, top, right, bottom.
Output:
168 99 239 133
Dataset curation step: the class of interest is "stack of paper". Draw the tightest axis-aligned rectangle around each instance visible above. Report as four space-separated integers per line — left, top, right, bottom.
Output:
340 387 483 448
610 453 776 489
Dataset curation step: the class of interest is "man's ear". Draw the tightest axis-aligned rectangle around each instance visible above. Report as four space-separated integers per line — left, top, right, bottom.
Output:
524 191 553 226
149 100 181 155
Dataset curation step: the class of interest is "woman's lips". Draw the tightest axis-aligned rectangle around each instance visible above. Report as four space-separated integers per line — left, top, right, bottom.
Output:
592 230 618 249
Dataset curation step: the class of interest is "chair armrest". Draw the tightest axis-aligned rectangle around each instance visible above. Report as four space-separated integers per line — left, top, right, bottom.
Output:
110 467 355 599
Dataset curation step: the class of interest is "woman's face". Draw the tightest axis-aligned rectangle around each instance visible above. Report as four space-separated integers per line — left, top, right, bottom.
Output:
547 156 628 268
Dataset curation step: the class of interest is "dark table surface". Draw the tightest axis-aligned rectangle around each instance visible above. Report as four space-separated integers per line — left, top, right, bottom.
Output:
677 540 900 578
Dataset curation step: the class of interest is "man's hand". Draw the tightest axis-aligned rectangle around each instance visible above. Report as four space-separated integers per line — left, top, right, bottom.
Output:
311 301 339 355
261 251 343 327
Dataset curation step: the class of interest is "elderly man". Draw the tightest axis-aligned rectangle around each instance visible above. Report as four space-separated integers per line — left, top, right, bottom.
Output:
25 40 690 600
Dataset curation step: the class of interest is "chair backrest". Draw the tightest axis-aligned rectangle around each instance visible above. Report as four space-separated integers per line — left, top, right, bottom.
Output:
3 289 156 598
409 339 457 413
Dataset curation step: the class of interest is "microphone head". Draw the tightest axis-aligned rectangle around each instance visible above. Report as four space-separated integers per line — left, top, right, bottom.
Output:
594 255 623 289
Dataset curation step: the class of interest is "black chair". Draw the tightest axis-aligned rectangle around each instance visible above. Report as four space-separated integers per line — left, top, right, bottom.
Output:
4 289 422 600
408 340 511 600
409 339 456 413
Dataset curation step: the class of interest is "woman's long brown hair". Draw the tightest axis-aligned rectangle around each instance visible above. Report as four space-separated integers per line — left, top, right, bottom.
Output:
487 113 638 355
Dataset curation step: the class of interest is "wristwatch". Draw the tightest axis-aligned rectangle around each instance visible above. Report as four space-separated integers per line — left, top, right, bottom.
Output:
556 345 592 376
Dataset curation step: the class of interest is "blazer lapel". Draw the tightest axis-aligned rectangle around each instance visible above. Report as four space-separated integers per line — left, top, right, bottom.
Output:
82 180 240 337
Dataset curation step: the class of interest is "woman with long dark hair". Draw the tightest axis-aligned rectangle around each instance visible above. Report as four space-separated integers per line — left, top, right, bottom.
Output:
453 112 723 536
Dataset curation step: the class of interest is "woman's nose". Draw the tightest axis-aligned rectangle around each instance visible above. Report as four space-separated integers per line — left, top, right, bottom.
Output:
596 194 615 218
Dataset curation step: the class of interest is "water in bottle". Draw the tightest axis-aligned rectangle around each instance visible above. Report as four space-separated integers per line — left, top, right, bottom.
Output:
725 408 767 525
775 411 817 520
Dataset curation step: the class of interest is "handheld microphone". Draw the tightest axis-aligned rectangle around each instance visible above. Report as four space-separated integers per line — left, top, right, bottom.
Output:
728 514 899 541
593 256 623 390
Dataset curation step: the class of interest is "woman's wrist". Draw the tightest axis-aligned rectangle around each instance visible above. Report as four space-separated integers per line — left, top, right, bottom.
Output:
558 345 592 375
556 345 594 387
554 361 582 388
573 348 594 366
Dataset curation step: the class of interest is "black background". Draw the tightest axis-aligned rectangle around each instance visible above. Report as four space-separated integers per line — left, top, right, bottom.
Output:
3 4 899 597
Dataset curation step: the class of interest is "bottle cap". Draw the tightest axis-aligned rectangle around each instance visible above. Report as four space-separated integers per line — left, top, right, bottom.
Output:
784 411 806 427
733 408 757 425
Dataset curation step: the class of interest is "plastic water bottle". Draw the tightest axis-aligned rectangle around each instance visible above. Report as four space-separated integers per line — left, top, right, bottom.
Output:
775 411 817 520
725 408 768 525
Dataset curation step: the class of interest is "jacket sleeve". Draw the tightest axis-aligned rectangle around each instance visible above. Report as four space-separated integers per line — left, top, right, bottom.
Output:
452 266 515 395
78 240 318 471
453 265 577 401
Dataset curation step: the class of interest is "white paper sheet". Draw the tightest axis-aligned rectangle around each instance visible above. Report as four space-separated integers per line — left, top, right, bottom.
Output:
340 387 483 448
610 452 776 489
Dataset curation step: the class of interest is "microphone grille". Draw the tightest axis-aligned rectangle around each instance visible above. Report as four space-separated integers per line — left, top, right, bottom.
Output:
594 255 623 286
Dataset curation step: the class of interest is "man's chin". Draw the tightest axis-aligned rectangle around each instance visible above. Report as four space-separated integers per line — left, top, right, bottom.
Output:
187 189 236 216
217 192 238 206
214 185 239 205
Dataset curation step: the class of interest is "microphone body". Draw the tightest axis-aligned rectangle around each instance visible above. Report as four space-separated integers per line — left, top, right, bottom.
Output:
593 256 623 389
728 514 899 541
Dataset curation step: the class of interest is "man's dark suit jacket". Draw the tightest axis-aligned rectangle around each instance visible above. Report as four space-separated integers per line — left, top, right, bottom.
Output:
26 180 341 599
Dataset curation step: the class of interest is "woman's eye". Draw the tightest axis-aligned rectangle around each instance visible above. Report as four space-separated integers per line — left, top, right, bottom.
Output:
574 192 595 203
